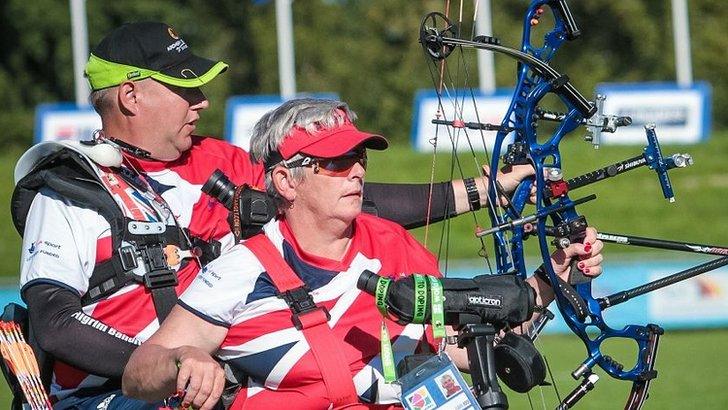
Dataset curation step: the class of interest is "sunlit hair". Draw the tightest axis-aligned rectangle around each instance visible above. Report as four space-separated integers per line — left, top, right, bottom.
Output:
249 98 358 210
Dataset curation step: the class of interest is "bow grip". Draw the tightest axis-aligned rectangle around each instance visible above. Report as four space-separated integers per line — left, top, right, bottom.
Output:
643 124 676 202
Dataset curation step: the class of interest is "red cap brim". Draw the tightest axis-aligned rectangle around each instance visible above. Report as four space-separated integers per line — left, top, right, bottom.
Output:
279 123 388 160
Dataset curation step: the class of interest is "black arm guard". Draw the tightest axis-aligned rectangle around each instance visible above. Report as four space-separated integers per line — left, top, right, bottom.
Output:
23 283 139 379
362 182 457 229
358 272 535 327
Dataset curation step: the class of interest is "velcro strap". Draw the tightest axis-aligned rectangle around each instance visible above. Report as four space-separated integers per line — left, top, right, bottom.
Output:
293 307 330 330
150 286 178 322
301 320 360 406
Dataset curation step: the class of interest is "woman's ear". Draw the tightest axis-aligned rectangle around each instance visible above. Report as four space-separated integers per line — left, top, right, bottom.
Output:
272 166 297 202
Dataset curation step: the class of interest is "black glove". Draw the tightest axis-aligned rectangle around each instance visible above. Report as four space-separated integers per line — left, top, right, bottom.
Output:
358 271 536 327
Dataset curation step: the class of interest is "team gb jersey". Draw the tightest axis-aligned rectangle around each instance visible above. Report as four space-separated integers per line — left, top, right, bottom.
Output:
19 136 264 400
179 213 443 409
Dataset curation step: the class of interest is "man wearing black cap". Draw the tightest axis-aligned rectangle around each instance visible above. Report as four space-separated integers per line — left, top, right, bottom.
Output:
14 22 245 409
11 21 544 409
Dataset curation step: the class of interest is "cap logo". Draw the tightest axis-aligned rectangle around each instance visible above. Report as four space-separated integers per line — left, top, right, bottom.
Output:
127 70 142 80
167 39 189 53
168 27 180 40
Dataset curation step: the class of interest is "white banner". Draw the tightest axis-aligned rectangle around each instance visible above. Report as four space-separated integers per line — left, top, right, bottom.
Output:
35 103 101 143
410 89 513 153
596 82 711 145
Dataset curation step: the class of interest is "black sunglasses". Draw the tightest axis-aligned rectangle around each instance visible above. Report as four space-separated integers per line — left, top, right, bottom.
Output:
285 149 367 176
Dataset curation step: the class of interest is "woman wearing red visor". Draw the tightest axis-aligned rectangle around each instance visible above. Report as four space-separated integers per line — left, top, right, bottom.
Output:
122 99 602 409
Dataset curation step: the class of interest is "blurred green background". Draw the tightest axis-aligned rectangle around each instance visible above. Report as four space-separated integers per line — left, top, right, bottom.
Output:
1 0 727 408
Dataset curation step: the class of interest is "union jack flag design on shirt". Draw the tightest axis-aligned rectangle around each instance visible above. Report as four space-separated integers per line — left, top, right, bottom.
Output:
19 136 265 401
179 214 443 408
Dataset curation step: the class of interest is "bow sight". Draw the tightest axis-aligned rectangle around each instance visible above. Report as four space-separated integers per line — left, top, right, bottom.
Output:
419 0 727 408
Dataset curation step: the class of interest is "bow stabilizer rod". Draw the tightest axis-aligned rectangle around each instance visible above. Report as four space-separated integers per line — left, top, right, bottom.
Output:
599 256 728 309
544 227 728 256
475 195 596 238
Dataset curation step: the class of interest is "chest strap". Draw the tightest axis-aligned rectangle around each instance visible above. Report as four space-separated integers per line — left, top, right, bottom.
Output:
243 234 359 408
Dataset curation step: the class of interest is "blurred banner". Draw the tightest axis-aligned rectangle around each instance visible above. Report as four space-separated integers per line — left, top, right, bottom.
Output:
411 82 711 152
34 103 100 144
225 93 338 150
595 81 712 144
449 259 728 333
410 89 513 153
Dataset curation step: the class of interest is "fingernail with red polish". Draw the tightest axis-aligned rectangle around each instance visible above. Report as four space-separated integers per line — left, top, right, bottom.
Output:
584 268 590 274
584 243 592 252
578 262 585 269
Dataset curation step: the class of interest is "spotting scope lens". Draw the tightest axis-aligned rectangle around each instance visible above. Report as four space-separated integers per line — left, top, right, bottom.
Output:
201 169 236 210
356 270 380 296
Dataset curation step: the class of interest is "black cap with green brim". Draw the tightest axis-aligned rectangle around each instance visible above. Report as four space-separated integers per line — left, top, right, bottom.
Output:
85 22 228 91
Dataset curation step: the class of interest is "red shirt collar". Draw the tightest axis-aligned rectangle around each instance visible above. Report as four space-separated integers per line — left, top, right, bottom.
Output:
277 217 359 272
121 150 188 172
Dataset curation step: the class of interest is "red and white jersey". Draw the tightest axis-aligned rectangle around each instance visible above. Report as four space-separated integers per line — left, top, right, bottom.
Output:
179 213 442 408
19 136 264 400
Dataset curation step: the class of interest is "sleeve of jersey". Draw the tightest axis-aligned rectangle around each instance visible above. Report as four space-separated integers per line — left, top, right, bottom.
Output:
178 246 262 327
20 188 108 296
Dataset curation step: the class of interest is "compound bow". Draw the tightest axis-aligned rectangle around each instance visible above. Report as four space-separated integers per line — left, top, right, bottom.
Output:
418 1 728 408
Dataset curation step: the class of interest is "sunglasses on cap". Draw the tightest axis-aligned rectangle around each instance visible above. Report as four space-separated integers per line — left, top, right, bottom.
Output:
284 149 367 176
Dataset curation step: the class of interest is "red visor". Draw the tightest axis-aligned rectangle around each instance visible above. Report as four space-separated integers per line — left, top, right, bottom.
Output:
278 121 388 160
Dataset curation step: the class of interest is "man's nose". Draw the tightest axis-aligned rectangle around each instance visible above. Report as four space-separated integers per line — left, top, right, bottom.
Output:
193 97 210 110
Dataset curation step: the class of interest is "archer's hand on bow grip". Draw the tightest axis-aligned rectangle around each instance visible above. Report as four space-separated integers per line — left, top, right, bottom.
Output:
364 273 536 327
551 227 604 285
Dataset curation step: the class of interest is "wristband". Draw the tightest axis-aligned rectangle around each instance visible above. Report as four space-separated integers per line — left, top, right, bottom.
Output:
374 277 392 317
463 177 481 211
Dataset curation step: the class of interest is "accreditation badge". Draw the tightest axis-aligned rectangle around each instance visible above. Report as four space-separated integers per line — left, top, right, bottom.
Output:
398 353 481 410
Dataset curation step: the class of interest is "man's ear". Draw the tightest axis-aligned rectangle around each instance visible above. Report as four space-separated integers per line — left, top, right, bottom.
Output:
272 166 298 202
117 81 139 115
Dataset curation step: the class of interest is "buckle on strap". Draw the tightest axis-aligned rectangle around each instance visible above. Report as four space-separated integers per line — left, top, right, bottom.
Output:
279 287 330 330
121 243 179 289
143 267 178 289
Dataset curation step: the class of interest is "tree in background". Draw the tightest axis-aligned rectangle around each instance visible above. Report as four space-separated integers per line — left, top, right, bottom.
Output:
0 0 725 149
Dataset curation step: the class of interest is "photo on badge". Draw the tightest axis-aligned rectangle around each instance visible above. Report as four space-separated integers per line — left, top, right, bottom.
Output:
436 369 463 398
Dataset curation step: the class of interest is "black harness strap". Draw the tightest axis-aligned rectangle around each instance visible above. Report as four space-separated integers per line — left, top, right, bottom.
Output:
11 147 222 322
